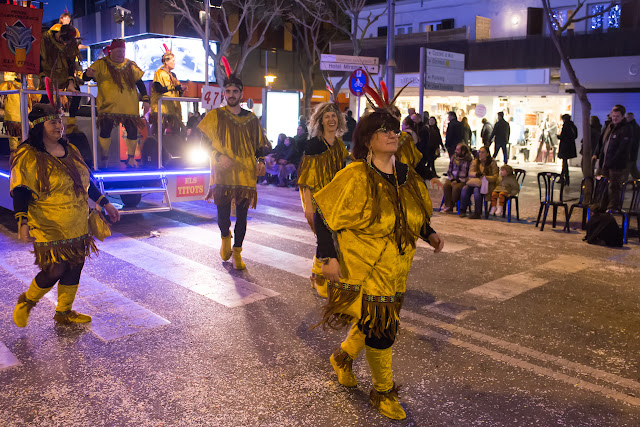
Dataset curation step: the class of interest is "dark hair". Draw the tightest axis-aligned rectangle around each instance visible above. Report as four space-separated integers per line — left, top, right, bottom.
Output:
58 24 77 44
482 118 488 124
347 110 353 117
448 111 457 120
461 116 469 125
590 116 601 128
429 116 438 126
352 110 399 160
612 104 626 115
402 116 416 132
561 114 571 122
497 112 504 118
59 12 71 20
456 142 470 157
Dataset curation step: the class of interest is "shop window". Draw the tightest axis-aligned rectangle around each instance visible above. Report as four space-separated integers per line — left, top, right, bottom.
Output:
377 26 388 37
420 21 441 32
590 3 622 31
396 24 412 35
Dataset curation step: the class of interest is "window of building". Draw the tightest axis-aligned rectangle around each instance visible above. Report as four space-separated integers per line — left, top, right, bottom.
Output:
377 26 388 37
396 24 412 35
420 20 442 32
590 2 622 31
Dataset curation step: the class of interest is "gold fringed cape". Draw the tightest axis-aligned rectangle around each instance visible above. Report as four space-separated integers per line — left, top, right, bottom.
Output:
297 136 351 211
150 68 183 129
197 106 269 207
89 57 145 128
313 161 433 339
396 131 422 168
39 29 80 88
10 143 98 270
0 80 32 137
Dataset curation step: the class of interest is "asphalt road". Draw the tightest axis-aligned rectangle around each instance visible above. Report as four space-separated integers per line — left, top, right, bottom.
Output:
1 160 639 426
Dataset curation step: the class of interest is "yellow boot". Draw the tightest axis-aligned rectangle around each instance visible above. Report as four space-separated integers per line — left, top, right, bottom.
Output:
220 233 232 261
330 323 366 387
125 138 139 168
232 246 246 270
366 346 406 420
65 116 78 134
310 256 328 298
13 279 51 327
53 284 92 325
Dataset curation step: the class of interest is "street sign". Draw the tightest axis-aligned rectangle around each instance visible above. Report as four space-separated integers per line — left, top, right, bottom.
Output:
425 48 465 92
349 68 368 97
320 62 379 73
321 54 379 65
201 85 223 110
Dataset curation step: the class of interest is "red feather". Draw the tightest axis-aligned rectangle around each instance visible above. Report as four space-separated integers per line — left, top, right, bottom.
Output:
364 85 384 109
163 43 169 52
221 56 232 78
44 77 54 105
380 80 389 105
326 84 333 94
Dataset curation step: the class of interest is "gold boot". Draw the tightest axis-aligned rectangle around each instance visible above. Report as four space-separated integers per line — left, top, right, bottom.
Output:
310 256 327 298
13 279 51 327
330 323 366 387
53 284 91 325
232 246 246 270
366 346 406 420
220 233 232 261
125 138 139 168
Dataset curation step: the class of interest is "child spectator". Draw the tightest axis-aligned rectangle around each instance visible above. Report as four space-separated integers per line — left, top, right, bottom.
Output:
490 164 519 216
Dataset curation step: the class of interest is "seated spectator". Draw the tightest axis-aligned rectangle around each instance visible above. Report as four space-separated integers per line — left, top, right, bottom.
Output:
490 164 519 216
263 133 287 182
277 137 298 187
460 146 498 218
443 142 472 213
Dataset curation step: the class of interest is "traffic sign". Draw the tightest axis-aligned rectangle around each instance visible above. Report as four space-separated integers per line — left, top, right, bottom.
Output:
425 49 465 92
349 69 368 97
321 54 379 66
201 85 223 110
320 62 379 73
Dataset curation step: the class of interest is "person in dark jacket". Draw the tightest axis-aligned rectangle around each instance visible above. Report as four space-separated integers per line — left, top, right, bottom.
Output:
426 116 445 177
582 116 601 176
490 112 510 164
480 118 493 149
592 105 635 211
343 110 357 149
445 111 463 158
557 114 578 185
626 112 640 178
461 116 472 146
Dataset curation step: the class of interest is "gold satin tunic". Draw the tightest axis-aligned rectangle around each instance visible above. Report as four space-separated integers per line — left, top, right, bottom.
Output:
395 131 422 168
150 68 182 123
89 57 144 118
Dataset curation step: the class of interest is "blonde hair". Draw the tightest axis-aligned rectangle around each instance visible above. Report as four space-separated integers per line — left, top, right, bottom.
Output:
308 102 347 138
162 52 175 64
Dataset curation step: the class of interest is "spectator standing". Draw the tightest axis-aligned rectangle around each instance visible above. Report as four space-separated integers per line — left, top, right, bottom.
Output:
480 118 493 149
442 142 472 213
592 105 634 211
343 110 357 149
557 114 578 185
445 111 463 158
490 112 510 164
426 116 445 177
459 146 499 219
582 116 602 175
626 112 640 178
461 116 472 146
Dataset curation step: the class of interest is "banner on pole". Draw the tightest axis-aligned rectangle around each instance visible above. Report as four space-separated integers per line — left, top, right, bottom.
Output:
0 2 43 74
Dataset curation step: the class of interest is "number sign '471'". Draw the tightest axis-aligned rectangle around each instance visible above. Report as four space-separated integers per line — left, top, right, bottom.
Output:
201 85 223 110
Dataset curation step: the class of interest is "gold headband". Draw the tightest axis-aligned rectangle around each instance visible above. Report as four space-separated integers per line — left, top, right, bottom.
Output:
32 114 61 125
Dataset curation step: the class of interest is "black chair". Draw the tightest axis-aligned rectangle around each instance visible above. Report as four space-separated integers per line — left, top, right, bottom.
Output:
536 172 570 232
610 179 640 243
568 177 593 230
502 168 526 222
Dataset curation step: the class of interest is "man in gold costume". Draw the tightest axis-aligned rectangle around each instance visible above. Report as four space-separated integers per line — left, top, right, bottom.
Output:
11 103 120 327
313 106 444 420
150 44 186 135
297 101 350 298
197 70 268 270
84 39 150 168
39 23 83 135
1 72 34 155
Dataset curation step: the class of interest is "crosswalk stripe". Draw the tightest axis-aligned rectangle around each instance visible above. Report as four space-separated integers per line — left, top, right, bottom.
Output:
539 255 592 274
258 191 303 208
0 248 170 341
148 216 312 278
462 272 549 301
416 238 469 254
98 233 279 308
0 342 20 370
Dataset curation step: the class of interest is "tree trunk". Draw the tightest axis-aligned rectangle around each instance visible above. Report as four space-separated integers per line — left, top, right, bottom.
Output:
301 67 314 117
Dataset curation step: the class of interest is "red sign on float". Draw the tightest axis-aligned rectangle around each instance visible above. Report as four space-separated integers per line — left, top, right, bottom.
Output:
0 3 43 74
176 175 205 198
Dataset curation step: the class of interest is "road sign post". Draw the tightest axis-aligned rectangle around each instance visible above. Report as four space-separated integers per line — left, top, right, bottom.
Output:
424 49 465 93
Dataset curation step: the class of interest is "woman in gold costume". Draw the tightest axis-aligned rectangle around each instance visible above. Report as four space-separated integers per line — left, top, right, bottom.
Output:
313 108 444 420
150 43 187 135
297 101 350 297
10 103 120 328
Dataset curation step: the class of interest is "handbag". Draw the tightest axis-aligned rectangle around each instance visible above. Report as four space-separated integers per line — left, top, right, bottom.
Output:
466 177 482 188
480 176 490 194
88 196 112 241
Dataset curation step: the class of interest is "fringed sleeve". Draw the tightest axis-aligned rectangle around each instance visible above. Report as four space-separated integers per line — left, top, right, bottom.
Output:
396 131 421 168
298 138 348 193
10 145 41 199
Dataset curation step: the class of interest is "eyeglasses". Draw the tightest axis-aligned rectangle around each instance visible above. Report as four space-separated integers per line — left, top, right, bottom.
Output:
374 127 401 137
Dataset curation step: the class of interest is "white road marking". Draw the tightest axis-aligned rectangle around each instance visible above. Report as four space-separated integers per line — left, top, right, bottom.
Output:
99 233 279 308
462 272 549 301
539 255 593 274
416 238 470 254
422 299 476 320
258 191 303 208
148 217 312 278
0 252 170 341
0 342 20 371
403 310 640 396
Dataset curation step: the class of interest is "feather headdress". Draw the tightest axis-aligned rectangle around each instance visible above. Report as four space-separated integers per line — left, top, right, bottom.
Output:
161 41 173 63
220 56 243 90
361 68 411 114
321 72 340 114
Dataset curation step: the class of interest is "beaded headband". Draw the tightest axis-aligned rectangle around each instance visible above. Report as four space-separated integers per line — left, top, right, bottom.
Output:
32 114 61 125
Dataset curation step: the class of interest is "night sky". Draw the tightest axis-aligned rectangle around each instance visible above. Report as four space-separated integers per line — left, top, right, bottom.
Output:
42 0 72 24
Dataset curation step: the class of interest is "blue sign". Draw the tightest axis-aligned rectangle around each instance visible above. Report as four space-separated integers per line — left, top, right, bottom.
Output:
349 68 368 97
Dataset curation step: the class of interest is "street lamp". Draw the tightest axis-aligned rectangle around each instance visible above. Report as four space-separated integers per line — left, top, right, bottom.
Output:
113 6 134 38
265 75 276 87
